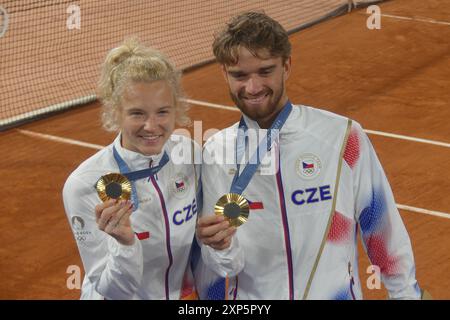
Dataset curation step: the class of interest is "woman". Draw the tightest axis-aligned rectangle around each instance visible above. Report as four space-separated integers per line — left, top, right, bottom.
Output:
63 38 199 299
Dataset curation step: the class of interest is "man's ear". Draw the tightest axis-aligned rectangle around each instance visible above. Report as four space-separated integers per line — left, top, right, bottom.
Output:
221 64 229 84
283 56 292 80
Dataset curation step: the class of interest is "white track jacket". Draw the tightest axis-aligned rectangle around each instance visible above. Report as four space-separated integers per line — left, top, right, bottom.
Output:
63 135 199 299
196 105 421 300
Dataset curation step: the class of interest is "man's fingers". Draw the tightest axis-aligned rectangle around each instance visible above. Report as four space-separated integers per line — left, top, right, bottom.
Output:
201 225 236 247
210 233 234 250
210 225 236 243
197 215 225 228
198 219 230 239
195 215 237 249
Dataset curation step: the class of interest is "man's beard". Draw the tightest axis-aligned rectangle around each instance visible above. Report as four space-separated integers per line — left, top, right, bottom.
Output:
229 83 285 124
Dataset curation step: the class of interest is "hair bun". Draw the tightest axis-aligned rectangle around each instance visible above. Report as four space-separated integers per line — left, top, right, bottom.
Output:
108 37 140 66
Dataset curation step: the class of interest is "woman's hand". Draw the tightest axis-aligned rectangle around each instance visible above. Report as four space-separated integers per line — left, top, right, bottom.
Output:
95 199 135 245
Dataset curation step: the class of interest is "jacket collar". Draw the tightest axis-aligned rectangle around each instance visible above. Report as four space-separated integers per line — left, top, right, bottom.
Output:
113 134 166 171
241 104 301 138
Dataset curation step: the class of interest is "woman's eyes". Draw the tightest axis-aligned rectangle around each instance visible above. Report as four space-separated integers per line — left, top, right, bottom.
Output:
127 108 171 118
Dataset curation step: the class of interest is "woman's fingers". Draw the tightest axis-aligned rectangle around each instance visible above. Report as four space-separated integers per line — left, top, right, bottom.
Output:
103 200 132 233
95 199 116 223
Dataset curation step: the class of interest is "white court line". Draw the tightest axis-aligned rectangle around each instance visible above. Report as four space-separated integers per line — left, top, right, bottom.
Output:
185 98 450 148
364 129 450 148
15 128 450 220
17 129 103 150
397 204 450 220
379 13 450 26
183 98 239 112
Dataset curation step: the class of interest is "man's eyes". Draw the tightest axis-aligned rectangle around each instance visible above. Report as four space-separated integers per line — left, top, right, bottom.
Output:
259 68 274 76
231 73 246 79
230 70 273 79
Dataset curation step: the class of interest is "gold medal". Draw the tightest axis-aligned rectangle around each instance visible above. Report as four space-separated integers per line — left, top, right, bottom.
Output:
96 173 132 202
215 193 249 227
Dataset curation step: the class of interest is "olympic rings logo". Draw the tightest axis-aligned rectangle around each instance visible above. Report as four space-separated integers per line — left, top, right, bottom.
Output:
76 235 86 242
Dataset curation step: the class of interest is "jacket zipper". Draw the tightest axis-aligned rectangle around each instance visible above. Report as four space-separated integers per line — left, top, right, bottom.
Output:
276 163 294 300
150 176 173 300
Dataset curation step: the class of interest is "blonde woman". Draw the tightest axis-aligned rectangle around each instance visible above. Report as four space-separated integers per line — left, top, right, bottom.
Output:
63 39 199 300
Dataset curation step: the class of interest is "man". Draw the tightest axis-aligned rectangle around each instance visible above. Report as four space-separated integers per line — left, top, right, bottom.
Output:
195 12 424 299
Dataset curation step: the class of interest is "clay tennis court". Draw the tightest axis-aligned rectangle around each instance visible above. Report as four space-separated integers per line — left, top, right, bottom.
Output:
1 0 449 299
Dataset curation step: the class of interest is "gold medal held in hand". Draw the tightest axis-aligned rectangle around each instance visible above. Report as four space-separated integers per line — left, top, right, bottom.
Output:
96 173 132 202
215 193 250 227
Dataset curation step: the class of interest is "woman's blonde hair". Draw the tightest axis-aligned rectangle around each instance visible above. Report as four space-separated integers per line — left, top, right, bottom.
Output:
98 38 190 131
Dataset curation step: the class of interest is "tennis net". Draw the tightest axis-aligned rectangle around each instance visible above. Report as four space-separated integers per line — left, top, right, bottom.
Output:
0 0 383 130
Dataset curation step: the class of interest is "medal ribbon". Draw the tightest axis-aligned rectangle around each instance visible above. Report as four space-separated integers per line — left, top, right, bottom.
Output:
113 146 169 210
230 100 292 194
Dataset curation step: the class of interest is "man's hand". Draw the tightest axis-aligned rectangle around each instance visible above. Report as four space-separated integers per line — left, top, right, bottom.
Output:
196 215 237 250
95 199 135 246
